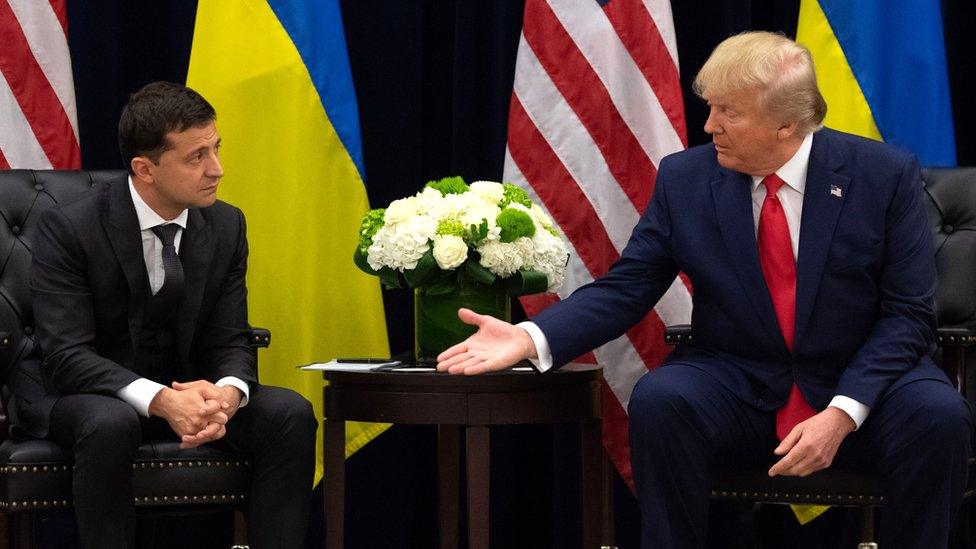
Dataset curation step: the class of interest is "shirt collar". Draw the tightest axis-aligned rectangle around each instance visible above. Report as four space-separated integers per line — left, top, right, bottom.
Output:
128 175 188 231
750 131 814 194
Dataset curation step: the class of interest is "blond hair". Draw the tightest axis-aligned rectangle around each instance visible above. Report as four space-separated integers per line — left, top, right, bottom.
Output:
693 31 827 134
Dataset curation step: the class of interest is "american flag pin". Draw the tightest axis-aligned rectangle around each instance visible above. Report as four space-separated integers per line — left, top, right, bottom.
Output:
830 185 843 198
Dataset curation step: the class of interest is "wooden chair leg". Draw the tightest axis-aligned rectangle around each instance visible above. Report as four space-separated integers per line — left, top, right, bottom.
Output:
12 513 32 549
232 509 247 546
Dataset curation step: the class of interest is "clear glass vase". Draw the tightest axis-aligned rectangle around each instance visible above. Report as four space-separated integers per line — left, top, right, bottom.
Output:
414 281 511 363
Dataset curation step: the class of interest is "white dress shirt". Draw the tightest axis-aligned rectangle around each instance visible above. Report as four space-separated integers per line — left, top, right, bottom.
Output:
117 177 250 417
520 132 870 429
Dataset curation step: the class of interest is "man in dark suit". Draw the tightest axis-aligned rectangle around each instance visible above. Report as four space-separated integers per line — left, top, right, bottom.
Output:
437 32 972 547
13 82 316 548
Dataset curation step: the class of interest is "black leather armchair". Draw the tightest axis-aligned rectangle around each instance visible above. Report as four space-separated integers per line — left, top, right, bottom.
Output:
0 169 269 548
664 167 976 548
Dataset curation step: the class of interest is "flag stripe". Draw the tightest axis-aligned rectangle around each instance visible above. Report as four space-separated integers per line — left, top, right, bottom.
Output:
600 0 687 146
523 0 656 211
8 0 79 141
512 35 640 252
547 0 684 171
0 70 52 169
46 0 67 34
0 147 10 170
0 0 79 169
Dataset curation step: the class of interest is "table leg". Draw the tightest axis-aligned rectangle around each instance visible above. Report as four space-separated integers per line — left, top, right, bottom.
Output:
580 417 605 548
466 426 490 549
324 418 345 549
438 425 461 549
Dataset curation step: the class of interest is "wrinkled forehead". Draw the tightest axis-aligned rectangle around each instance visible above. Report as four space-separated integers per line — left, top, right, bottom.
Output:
163 121 220 150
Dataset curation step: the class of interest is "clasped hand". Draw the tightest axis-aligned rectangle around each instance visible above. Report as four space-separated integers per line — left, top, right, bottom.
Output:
148 380 242 448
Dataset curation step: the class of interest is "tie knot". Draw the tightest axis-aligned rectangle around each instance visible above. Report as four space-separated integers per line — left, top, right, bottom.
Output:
151 224 180 247
762 173 785 196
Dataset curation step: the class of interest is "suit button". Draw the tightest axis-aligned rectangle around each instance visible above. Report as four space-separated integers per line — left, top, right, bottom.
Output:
754 398 764 407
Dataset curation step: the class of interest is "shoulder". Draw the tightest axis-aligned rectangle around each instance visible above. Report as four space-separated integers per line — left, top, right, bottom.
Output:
816 128 917 174
197 199 247 238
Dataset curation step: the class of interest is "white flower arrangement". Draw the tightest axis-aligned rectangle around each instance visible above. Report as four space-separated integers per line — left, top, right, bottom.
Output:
355 176 569 296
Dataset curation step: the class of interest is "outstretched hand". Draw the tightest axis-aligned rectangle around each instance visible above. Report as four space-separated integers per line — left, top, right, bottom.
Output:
436 308 537 375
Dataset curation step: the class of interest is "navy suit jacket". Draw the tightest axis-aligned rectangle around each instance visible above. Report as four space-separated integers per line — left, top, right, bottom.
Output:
9 177 256 438
533 128 948 412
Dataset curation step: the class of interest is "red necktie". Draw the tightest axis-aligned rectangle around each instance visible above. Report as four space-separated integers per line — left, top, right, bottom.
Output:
757 174 816 440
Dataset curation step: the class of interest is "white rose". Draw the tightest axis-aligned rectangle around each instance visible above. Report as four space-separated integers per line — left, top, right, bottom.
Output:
432 235 469 270
384 196 422 225
469 181 505 205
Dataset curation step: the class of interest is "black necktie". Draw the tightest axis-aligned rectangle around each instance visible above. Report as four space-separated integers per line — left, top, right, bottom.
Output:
150 224 184 309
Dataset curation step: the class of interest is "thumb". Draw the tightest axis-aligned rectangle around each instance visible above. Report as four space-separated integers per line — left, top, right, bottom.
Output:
457 308 487 326
172 381 187 390
773 426 802 456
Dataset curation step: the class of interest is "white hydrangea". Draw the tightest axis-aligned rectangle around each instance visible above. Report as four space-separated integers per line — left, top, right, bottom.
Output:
366 215 437 271
477 237 534 278
469 181 505 205
384 196 423 225
529 229 569 292
432 234 468 270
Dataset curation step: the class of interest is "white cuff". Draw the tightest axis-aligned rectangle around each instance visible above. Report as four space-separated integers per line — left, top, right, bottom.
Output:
828 395 870 430
516 321 553 373
216 377 250 408
118 378 167 418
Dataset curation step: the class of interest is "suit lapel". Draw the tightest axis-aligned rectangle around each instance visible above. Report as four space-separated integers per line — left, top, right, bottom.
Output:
104 178 150 335
176 208 213 374
710 167 786 351
794 131 849 347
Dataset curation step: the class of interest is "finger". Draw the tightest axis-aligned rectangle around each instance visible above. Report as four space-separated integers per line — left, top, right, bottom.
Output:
768 448 803 477
199 399 223 416
447 355 485 375
436 346 470 369
172 381 188 390
206 411 229 425
456 308 487 327
773 426 802 456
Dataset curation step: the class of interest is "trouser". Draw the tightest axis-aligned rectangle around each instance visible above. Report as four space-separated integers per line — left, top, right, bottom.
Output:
628 363 972 549
48 384 317 549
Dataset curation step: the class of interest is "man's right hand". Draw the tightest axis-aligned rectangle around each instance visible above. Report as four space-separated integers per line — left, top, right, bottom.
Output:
436 308 537 375
148 382 230 448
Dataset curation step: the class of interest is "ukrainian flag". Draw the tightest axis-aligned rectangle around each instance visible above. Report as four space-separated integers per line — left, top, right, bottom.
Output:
798 0 956 166
186 0 391 484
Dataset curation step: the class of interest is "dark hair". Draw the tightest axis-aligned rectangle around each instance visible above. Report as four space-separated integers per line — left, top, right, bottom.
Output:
118 81 216 173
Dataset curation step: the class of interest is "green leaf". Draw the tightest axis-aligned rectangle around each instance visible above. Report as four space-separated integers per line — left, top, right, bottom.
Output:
353 247 378 276
502 269 549 296
465 259 496 285
403 249 438 288
378 267 403 289
425 277 458 295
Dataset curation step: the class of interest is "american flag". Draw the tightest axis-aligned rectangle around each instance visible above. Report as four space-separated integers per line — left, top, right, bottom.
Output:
0 0 80 169
504 0 692 488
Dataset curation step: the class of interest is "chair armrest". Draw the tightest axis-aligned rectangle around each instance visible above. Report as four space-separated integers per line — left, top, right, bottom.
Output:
0 332 8 350
664 324 693 345
248 327 271 349
937 326 975 347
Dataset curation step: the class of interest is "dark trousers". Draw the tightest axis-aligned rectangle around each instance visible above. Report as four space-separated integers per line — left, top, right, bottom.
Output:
628 363 973 549
48 385 317 549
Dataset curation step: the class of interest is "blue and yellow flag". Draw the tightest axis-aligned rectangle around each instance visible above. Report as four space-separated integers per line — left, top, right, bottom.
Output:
186 0 391 484
798 0 956 166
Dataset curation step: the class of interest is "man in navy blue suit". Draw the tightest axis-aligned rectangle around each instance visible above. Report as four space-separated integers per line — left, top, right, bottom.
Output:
437 32 972 547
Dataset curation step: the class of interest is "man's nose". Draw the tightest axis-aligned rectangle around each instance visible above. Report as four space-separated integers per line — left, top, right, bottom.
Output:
207 152 224 178
703 110 720 135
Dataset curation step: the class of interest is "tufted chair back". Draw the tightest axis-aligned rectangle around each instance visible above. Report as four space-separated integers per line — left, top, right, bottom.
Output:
0 170 123 393
925 167 976 330
0 169 262 548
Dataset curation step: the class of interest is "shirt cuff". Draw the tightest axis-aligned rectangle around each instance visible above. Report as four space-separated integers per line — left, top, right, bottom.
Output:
828 395 870 430
516 321 553 373
117 378 167 418
216 376 250 408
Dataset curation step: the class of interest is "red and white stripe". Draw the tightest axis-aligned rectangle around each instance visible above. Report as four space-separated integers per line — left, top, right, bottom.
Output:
0 0 80 169
504 0 691 489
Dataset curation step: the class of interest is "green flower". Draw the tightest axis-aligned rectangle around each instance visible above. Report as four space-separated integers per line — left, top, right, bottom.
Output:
357 208 386 253
425 176 470 196
496 207 536 243
501 182 532 207
437 219 466 238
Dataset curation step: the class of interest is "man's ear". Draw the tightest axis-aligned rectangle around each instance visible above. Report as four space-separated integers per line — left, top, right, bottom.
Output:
130 156 154 183
777 120 800 140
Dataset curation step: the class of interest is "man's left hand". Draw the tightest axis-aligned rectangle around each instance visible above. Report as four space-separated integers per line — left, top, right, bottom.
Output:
768 407 856 477
170 380 243 448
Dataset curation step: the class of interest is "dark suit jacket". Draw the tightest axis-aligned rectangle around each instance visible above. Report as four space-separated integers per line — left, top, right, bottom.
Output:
533 128 948 412
10 176 256 437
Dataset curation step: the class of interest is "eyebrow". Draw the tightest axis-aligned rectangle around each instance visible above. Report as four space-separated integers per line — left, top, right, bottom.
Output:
187 138 221 158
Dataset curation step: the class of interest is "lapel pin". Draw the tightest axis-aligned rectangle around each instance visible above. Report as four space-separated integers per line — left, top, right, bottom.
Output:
829 185 843 198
